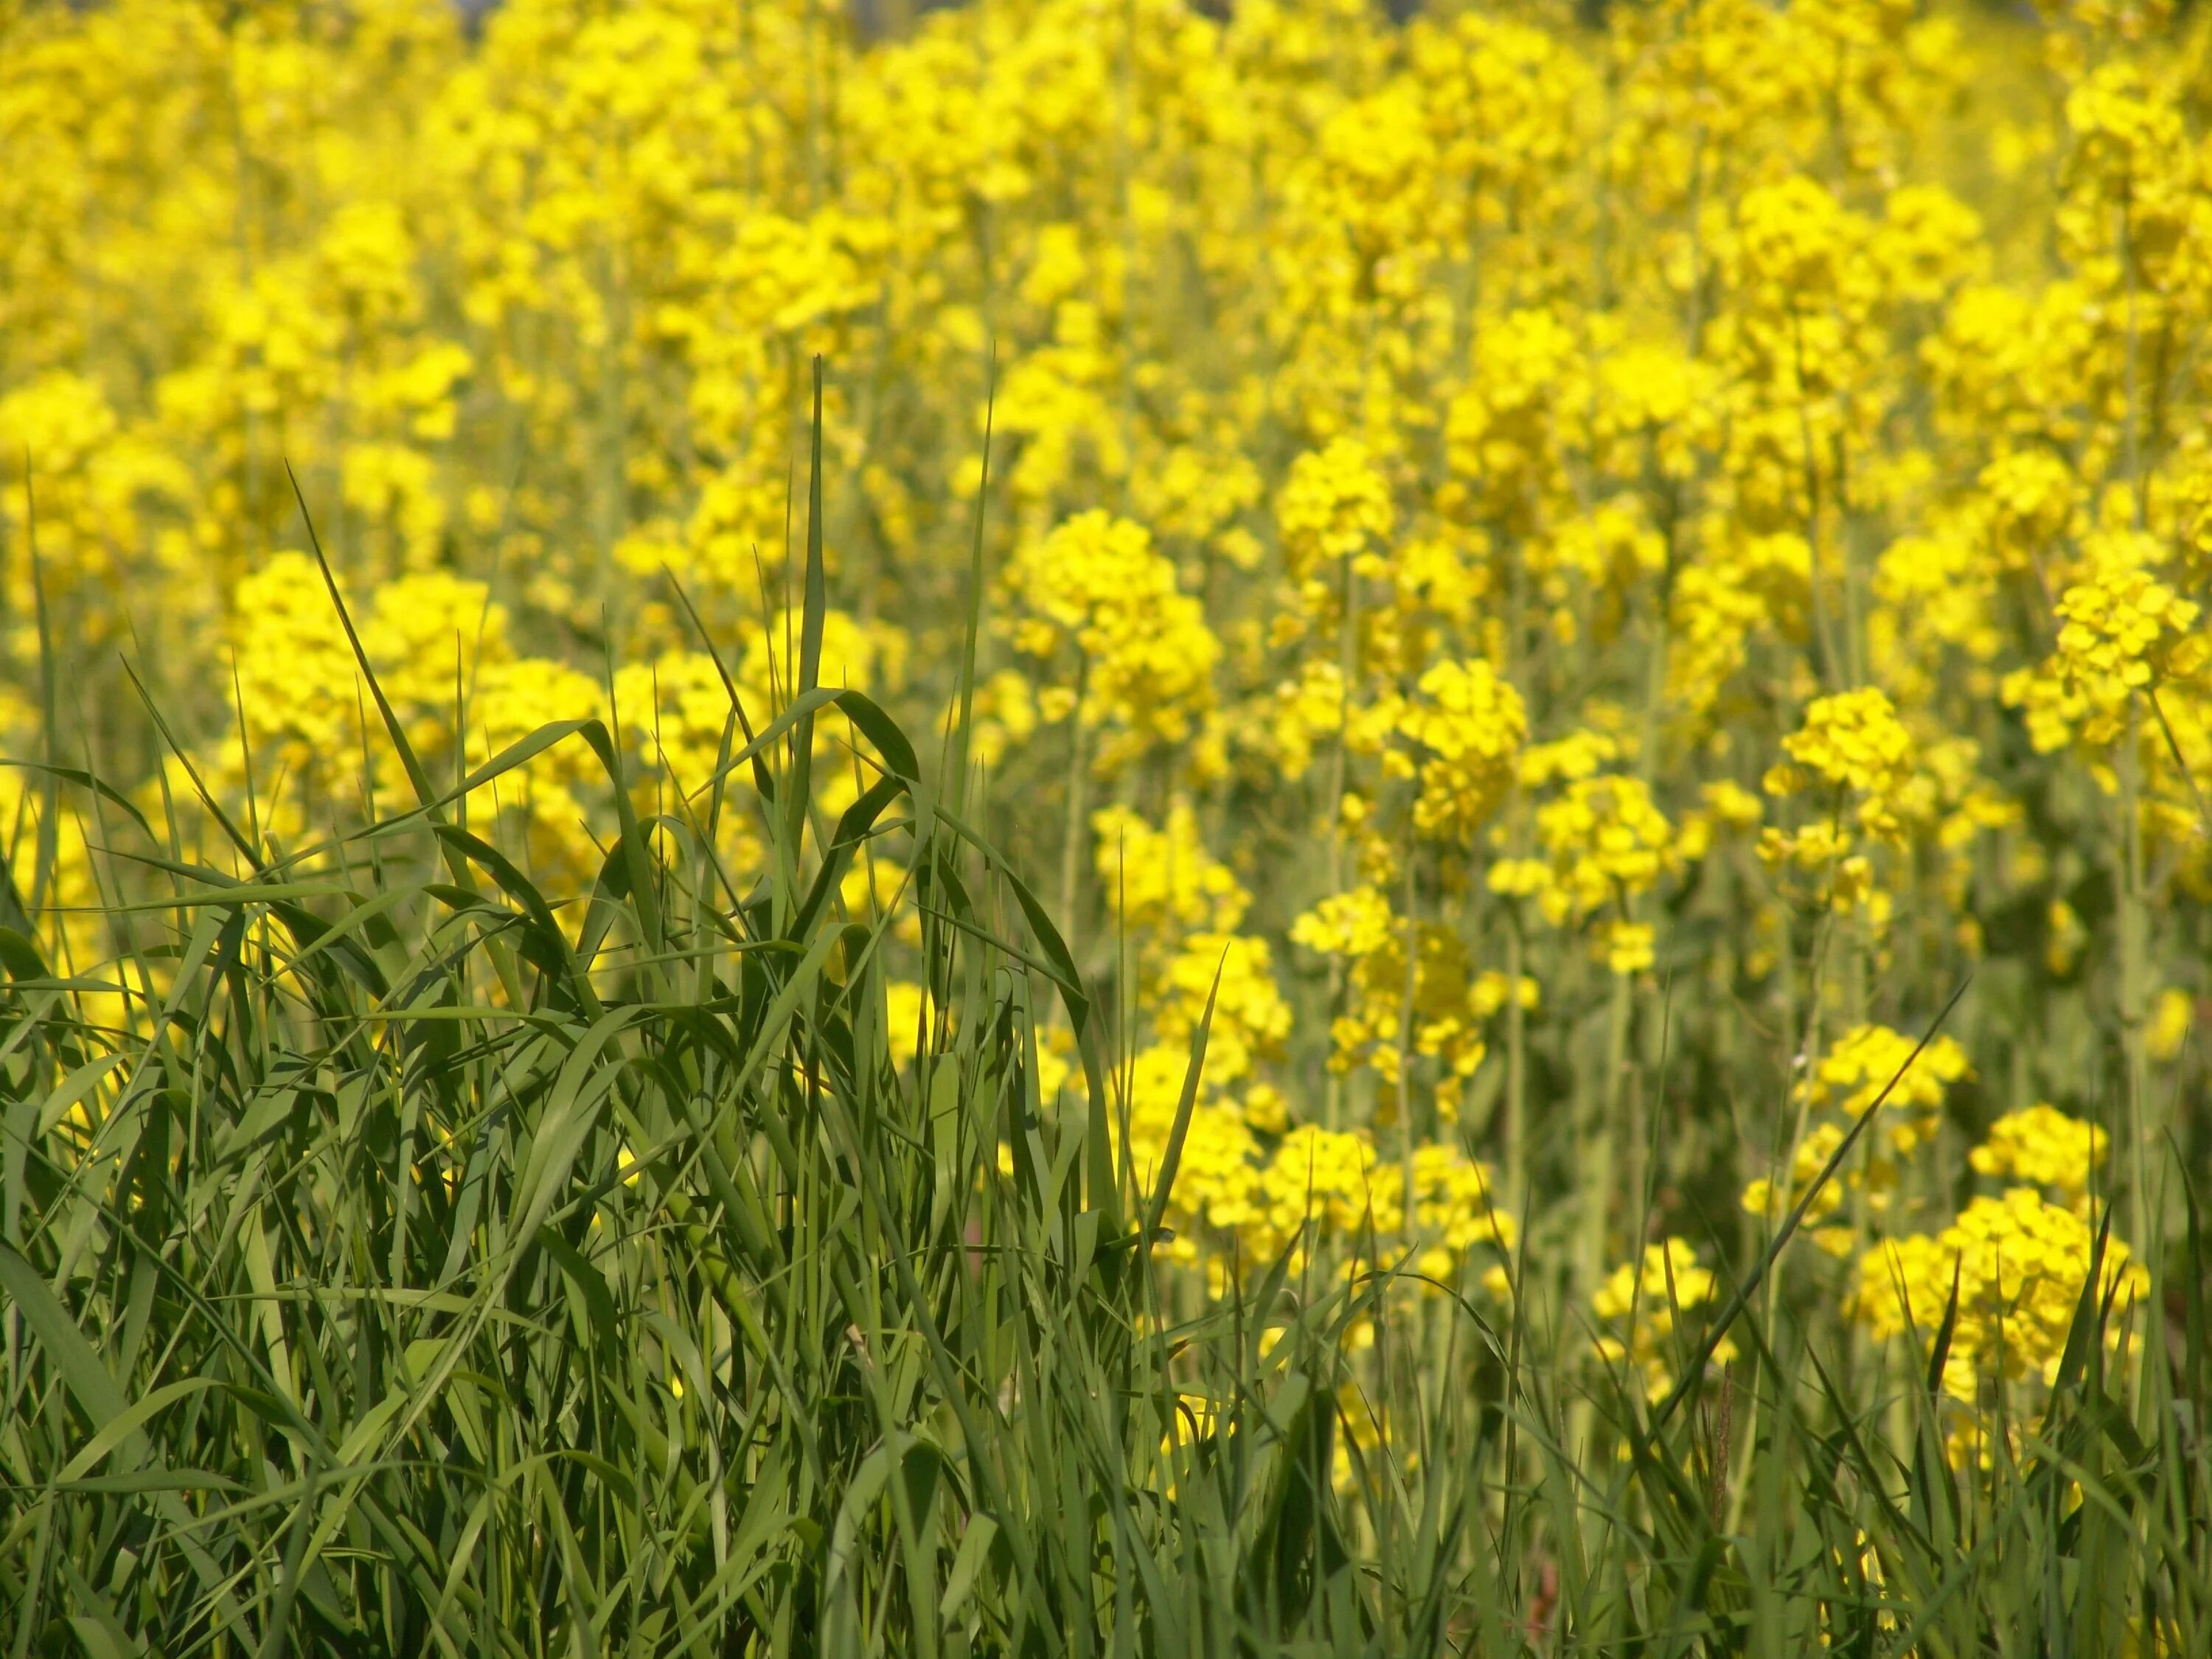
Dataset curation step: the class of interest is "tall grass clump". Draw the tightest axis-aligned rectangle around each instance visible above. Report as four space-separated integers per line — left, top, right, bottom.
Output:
2 400 2208 1658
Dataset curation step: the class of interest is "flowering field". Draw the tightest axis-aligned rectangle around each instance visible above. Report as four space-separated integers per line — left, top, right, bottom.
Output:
2 0 2210 1652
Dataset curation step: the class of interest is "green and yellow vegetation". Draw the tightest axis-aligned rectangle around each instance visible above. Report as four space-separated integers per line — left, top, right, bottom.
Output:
1 0 2209 1651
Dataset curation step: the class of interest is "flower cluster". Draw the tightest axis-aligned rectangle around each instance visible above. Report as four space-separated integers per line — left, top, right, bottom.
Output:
1968 1105 2109 1208
1591 1239 1739 1404
1852 1186 2146 1403
1801 1024 1973 1155
1742 1023 1975 1254
7 0 2209 1496
1008 510 1222 773
1397 658 1528 842
2004 532 2210 754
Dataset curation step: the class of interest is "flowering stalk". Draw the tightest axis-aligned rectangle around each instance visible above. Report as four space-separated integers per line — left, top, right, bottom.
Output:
2118 694 2152 1246
1060 653 1089 956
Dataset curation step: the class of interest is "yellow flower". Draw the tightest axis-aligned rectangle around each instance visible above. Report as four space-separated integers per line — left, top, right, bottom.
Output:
1006 511 1220 772
2148 988 2195 1062
1968 1105 2106 1207
1525 767 1678 950
1766 686 1919 844
1095 801 1248 936
1277 437 1394 580
2004 532 2208 755
1852 1189 2148 1408
1591 1239 1737 1403
1802 1023 1972 1155
1290 886 1394 960
1397 658 1527 841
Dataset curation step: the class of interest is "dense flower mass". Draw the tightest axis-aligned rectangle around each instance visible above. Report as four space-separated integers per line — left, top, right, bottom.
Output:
4 0 2209 1488
1851 1175 2150 1467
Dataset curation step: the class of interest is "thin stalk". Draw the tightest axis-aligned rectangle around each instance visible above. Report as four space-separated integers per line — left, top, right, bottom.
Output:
1059 660 1090 961
2119 695 2152 1248
1323 549 1364 1130
1504 905 1529 1216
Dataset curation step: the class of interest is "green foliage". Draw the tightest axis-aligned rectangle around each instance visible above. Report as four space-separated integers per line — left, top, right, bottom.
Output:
1 429 2207 1658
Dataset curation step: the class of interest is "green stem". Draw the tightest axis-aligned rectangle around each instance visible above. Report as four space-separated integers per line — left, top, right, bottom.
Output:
1060 667 1090 964
2118 695 2152 1248
1504 910 1528 1216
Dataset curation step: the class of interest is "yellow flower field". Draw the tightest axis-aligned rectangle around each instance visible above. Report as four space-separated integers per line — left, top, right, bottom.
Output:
2 6 2208 1626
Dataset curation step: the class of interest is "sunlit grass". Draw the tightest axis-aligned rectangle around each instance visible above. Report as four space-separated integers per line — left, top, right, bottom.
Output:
2 411 2206 1655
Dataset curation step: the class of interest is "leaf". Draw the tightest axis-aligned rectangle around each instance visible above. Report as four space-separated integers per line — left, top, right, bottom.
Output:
0 760 154 844
538 1224 619 1352
941 1513 1000 1621
0 926 52 982
507 1005 642 1250
1143 950 1221 1251
0 1243 129 1431
54 1377 228 1484
35 1054 128 1138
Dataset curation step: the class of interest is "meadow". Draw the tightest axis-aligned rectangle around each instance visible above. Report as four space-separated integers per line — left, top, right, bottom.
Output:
1 0 2209 1652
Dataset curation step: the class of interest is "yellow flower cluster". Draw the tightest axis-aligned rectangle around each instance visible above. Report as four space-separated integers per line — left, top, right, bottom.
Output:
1801 1023 1974 1153
1484 729 1686 975
2005 532 2210 754
1591 1239 1739 1404
1742 1023 1974 1253
1008 510 1220 773
1968 1104 2109 1208
1767 689 1918 839
1290 886 1531 1121
1398 659 1528 842
1771 1081 2154 1463
1740 1121 1856 1252
1853 1187 2146 1399
1278 438 1394 582
1758 687 2017 922
1096 801 1290 1085
7 0 2210 1447
1107 1053 1517 1298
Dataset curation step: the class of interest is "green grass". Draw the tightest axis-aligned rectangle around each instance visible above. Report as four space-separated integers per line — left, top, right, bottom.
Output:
2 405 2208 1657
